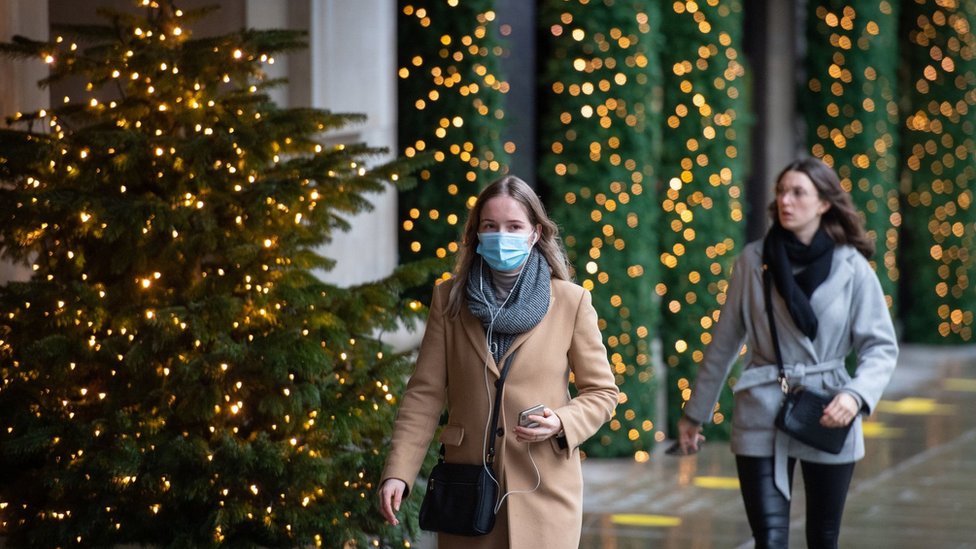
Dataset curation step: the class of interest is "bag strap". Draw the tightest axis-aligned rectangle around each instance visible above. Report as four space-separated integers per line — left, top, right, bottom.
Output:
437 350 518 466
485 351 517 464
763 267 789 394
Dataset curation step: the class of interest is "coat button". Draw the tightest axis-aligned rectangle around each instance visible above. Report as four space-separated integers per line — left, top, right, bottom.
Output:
496 428 504 437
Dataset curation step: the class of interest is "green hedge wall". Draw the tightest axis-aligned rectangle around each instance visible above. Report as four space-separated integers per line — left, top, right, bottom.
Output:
804 0 902 309
396 0 508 277
898 0 976 343
659 0 749 439
537 0 662 458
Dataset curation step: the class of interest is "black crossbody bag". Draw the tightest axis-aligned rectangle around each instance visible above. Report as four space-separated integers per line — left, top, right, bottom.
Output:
764 268 852 454
418 352 516 536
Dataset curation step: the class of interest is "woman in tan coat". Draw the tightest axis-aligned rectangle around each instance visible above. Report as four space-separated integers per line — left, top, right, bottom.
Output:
378 175 619 548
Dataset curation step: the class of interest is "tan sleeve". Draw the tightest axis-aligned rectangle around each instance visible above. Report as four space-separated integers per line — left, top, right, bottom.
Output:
553 288 620 456
380 285 449 493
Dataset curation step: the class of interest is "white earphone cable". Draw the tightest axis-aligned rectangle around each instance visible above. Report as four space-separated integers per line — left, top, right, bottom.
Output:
475 253 542 514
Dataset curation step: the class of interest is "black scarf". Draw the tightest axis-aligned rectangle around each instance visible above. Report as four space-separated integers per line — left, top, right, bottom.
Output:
465 248 550 363
762 224 834 340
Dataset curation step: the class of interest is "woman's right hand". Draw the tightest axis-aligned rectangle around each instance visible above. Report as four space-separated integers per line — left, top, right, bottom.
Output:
378 478 408 526
677 416 706 454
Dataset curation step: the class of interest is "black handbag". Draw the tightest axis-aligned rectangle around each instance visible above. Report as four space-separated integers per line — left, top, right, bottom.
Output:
418 457 498 535
764 268 852 455
775 385 850 454
418 352 516 536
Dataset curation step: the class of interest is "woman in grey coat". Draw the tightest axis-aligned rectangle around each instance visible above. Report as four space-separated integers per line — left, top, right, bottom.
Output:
677 158 898 549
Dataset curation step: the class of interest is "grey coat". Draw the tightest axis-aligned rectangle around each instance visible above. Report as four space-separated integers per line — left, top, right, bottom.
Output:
684 241 898 497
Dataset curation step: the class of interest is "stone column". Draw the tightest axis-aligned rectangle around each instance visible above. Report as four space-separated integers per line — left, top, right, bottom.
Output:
744 0 799 240
308 0 398 289
0 0 48 284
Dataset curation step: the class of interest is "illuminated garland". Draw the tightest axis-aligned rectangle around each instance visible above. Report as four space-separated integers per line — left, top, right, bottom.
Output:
660 0 748 439
537 0 662 459
804 0 901 308
899 0 976 343
396 0 509 279
0 2 430 547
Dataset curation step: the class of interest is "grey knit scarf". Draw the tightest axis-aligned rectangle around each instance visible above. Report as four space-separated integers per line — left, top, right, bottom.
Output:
465 248 551 363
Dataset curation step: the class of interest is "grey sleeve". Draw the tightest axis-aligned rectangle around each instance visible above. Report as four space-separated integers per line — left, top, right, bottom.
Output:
683 253 750 424
843 258 898 415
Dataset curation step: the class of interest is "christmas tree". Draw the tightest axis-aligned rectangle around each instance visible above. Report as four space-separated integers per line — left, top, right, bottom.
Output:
0 1 432 547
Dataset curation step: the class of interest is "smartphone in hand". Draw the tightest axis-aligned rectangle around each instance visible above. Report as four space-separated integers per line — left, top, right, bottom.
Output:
518 404 546 428
665 441 700 456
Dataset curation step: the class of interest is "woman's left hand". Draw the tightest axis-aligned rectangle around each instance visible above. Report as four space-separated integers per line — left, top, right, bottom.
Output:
514 408 563 443
821 392 859 428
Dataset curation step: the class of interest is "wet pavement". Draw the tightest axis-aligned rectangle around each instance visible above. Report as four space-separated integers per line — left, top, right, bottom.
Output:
579 344 976 548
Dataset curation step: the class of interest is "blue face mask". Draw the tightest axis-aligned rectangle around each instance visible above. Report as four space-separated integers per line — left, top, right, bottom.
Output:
476 231 535 271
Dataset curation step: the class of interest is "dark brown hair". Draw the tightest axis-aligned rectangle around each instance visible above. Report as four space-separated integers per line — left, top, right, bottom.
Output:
446 175 572 317
767 157 874 258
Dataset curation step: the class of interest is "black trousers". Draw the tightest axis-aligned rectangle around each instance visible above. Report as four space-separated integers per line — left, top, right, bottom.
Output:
736 455 855 549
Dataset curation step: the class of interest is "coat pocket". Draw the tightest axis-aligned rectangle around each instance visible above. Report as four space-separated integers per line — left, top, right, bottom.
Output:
733 384 784 430
438 424 465 447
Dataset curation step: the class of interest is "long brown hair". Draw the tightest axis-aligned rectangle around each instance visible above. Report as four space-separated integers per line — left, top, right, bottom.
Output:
767 158 874 259
446 175 572 317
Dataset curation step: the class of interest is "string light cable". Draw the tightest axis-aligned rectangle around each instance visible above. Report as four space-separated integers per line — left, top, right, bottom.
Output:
475 245 543 515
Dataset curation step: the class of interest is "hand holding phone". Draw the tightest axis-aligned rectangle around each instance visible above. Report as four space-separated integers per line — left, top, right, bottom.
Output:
664 441 700 456
518 404 546 428
670 415 705 456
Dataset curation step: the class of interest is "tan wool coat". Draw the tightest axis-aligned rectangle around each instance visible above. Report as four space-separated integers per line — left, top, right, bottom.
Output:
381 277 619 549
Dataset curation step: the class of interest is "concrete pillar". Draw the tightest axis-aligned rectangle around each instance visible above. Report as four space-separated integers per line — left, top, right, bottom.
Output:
0 0 49 284
496 0 537 187
308 0 399 289
744 0 800 240
245 0 291 107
